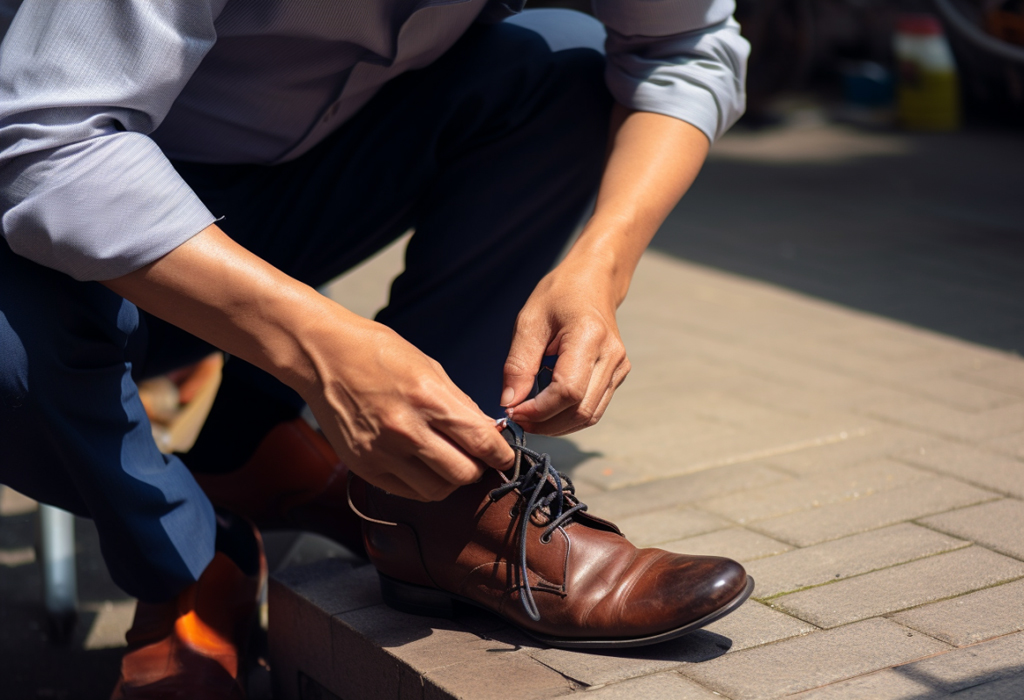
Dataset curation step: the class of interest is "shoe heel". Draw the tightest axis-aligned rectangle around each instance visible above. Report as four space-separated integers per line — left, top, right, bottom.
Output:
378 573 455 618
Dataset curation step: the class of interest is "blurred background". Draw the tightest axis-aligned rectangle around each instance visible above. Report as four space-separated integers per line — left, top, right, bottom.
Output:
2 1 1023 698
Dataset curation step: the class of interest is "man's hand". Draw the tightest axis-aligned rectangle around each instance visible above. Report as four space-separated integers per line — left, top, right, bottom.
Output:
301 314 515 501
104 225 514 502
499 107 711 435
501 261 630 436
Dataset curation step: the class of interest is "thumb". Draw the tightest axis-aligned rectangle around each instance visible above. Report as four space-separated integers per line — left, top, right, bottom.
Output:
502 325 549 408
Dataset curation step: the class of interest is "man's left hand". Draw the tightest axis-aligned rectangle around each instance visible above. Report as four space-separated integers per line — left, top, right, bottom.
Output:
501 260 630 436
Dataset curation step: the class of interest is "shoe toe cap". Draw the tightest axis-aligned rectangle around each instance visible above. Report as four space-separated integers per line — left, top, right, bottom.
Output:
618 552 748 632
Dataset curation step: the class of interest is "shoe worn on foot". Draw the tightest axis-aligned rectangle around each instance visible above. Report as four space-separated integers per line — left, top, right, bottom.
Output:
111 515 266 699
348 420 753 649
194 418 366 557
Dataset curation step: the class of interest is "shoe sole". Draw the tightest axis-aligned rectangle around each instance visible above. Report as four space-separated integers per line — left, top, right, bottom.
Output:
378 573 756 650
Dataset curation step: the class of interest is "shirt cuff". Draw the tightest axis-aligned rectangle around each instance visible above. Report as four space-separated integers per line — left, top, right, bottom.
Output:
1 132 216 281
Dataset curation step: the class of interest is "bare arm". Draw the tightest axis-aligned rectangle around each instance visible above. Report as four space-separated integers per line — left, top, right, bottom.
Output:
502 106 710 434
104 225 514 501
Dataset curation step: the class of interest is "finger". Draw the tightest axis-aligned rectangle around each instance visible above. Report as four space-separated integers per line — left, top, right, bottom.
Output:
431 400 516 472
518 381 607 436
357 461 452 502
413 427 491 494
519 355 629 436
512 337 602 424
502 318 551 409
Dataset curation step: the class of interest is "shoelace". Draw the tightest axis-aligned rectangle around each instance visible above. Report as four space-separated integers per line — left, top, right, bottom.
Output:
489 441 588 622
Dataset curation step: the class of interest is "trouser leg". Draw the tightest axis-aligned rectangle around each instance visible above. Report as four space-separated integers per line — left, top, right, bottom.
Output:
376 20 611 409
0 242 215 602
176 15 611 476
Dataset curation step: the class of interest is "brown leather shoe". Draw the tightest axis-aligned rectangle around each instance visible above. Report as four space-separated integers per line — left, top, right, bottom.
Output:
349 420 754 649
194 418 365 557
111 518 266 699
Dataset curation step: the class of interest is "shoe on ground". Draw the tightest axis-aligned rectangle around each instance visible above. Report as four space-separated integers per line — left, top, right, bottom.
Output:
194 418 366 557
111 514 266 699
348 420 753 649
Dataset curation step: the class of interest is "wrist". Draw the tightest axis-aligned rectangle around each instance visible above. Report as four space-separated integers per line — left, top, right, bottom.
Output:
277 289 381 399
559 218 642 308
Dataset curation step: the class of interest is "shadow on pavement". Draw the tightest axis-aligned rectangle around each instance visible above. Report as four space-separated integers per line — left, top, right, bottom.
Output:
653 126 1024 354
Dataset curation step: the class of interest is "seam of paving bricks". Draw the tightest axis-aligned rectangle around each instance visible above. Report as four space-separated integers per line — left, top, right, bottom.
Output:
763 565 1024 634
877 578 1024 628
781 626 1024 699
888 455 1024 500
573 428 874 492
912 510 1024 562
750 542 977 603
676 617 952 699
736 490 1003 548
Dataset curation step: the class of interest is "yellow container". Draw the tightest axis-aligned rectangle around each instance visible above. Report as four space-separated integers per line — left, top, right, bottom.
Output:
895 15 962 131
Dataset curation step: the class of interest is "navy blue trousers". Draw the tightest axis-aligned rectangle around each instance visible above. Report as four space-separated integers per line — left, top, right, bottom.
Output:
0 18 610 601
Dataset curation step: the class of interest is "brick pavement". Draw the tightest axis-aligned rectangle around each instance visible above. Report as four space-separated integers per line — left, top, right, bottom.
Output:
271 196 1024 697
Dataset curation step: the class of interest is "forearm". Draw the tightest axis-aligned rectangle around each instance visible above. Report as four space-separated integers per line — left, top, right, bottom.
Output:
559 105 710 304
102 224 358 400
104 224 513 499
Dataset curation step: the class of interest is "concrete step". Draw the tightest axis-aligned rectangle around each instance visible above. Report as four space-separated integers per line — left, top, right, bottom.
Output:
268 559 743 700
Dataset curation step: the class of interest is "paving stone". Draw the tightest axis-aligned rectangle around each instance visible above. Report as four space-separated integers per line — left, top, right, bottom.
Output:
680 618 950 700
273 558 382 616
570 404 877 489
661 528 793 562
983 432 1024 460
420 641 576 700
891 632 1024 695
528 647 684 687
953 672 1024 699
772 546 1024 628
702 600 816 652
899 376 1023 413
270 566 349 700
861 394 1024 442
575 462 791 520
699 459 931 523
615 508 731 547
957 361 1024 398
784 667 943 699
920 499 1024 560
766 427 939 476
896 442 1024 499
555 672 721 699
746 523 970 598
891 578 1024 647
750 477 998 547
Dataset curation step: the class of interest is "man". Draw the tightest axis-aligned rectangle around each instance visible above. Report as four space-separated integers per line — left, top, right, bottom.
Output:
0 0 750 697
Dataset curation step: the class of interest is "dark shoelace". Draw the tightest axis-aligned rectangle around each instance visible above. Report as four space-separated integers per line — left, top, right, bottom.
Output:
489 442 588 622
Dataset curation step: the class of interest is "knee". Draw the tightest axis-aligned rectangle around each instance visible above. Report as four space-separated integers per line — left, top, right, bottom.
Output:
505 10 612 142
504 9 606 57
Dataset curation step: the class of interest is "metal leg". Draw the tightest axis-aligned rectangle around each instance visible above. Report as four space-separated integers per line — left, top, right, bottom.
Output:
38 504 78 643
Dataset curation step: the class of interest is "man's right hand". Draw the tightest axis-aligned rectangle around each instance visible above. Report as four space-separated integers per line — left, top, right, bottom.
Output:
302 315 515 500
104 224 514 501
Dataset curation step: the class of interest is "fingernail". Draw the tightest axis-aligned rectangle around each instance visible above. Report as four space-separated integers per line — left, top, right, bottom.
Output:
500 386 514 407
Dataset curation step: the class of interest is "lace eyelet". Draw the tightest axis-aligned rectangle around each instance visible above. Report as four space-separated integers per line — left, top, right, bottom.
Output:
539 532 552 545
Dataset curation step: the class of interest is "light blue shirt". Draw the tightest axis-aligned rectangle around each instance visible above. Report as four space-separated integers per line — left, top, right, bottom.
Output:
0 0 748 281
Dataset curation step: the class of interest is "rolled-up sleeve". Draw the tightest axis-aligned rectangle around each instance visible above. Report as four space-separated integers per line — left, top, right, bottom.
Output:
594 0 749 143
0 1 224 281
